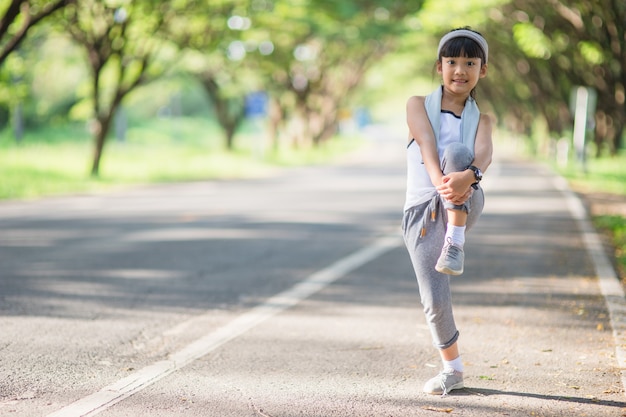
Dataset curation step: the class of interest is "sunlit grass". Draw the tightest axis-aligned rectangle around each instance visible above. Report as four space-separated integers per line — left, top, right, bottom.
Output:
0 119 365 200
594 215 626 280
99 141 274 183
1 140 95 199
556 150 626 195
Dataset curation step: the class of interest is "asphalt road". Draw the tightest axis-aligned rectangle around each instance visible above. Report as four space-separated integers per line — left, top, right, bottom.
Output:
1 137 625 417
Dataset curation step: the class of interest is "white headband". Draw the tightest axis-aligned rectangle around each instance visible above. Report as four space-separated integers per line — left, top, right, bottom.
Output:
437 29 488 64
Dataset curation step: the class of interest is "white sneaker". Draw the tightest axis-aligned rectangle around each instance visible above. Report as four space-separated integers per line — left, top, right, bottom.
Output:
423 369 464 396
435 238 464 276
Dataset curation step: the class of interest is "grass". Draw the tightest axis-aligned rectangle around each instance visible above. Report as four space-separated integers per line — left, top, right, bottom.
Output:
594 215 626 276
555 150 626 195
553 150 626 280
0 118 365 200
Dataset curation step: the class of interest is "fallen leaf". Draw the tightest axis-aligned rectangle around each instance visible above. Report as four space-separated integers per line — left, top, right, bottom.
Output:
422 406 454 413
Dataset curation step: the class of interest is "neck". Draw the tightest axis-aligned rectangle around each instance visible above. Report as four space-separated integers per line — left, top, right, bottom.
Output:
441 91 468 114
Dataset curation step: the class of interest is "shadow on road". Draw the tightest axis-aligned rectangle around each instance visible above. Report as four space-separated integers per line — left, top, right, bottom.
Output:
457 387 626 408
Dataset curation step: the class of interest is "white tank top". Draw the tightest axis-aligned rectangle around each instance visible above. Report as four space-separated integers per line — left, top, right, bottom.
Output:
404 111 462 211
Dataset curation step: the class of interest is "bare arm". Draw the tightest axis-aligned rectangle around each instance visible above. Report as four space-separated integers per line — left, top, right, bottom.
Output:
406 96 444 187
471 113 494 174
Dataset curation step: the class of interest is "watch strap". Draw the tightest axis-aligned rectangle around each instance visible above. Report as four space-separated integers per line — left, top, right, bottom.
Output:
468 165 482 182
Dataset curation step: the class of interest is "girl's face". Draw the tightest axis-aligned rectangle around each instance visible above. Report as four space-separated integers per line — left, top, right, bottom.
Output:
437 56 487 96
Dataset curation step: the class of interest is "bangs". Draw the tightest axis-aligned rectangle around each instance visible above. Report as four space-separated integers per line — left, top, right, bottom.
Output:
439 37 485 62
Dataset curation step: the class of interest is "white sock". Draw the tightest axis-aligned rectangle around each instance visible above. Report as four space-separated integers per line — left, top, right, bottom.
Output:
445 224 466 248
443 356 464 373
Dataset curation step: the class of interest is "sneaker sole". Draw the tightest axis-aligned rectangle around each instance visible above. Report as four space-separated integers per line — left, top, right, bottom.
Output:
424 381 465 395
435 265 463 276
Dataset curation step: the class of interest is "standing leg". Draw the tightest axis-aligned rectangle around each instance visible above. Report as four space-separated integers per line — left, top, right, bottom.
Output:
403 204 464 395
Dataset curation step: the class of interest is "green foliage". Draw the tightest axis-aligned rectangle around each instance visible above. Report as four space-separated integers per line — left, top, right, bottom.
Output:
417 0 507 31
481 0 626 155
513 22 551 59
2 0 624 181
578 41 604 65
123 75 212 121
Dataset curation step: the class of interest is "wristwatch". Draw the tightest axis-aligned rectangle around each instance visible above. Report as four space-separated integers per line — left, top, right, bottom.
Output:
468 165 482 189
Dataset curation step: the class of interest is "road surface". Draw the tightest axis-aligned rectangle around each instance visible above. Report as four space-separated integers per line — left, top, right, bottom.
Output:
1 137 624 416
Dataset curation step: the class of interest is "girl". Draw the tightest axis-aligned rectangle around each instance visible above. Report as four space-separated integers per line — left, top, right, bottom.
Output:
402 27 493 395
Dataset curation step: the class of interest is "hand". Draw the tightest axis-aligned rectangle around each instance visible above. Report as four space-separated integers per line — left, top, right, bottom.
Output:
436 171 473 205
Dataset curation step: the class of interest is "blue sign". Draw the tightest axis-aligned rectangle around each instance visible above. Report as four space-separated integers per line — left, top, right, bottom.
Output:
245 91 268 117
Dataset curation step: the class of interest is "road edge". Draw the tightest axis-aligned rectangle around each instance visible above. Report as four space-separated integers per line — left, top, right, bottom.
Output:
553 174 626 396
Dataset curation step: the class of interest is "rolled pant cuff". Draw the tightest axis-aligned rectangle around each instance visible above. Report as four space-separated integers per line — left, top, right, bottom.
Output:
434 330 459 350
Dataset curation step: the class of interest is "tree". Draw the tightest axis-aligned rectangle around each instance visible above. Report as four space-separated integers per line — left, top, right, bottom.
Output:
0 0 73 64
255 0 425 148
64 0 172 176
163 1 426 151
161 0 256 151
0 0 74 139
482 0 626 155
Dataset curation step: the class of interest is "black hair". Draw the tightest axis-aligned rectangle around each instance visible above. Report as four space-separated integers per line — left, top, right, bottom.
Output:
438 28 487 64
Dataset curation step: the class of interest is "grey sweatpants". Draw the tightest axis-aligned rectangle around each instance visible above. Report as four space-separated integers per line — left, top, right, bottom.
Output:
402 142 484 349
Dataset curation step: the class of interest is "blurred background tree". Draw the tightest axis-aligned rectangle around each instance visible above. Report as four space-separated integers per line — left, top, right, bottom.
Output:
161 0 260 151
63 0 176 175
0 0 72 62
251 0 424 149
0 0 624 176
0 0 74 140
481 0 625 156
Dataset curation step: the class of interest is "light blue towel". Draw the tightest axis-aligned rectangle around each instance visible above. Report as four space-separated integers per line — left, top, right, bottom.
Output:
411 86 481 238
424 86 480 157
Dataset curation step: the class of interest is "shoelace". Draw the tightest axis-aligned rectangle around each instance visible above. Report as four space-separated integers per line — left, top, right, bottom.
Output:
442 238 461 259
440 373 450 397
439 370 459 397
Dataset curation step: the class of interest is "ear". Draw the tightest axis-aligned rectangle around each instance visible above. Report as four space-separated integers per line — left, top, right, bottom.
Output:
436 60 443 75
479 63 488 78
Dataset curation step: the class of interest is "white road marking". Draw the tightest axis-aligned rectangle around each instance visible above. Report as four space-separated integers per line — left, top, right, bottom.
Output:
554 175 626 396
45 233 402 417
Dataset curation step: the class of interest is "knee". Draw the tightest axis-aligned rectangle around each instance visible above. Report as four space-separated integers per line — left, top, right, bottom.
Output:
443 142 468 154
442 143 473 173
421 292 450 322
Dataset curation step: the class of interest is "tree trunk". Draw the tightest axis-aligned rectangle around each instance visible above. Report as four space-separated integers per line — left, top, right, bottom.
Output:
90 101 119 176
225 123 236 150
201 76 245 151
268 98 283 151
